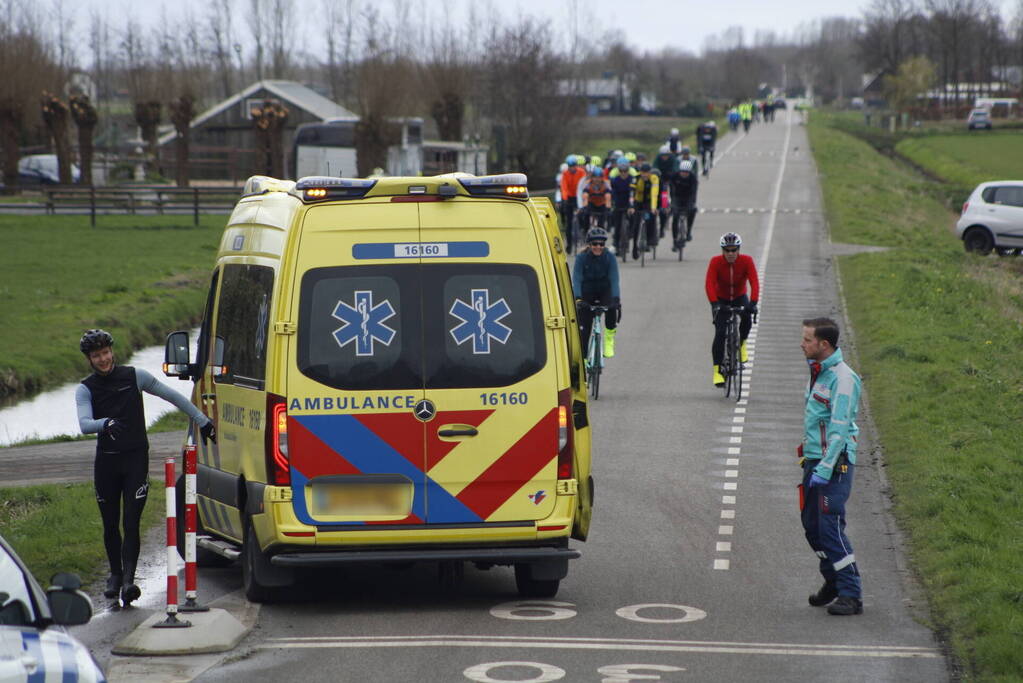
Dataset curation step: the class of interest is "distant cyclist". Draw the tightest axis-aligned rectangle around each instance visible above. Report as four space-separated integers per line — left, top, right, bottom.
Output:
679 145 700 178
631 162 659 260
666 128 683 155
573 227 621 359
696 120 717 176
671 159 699 249
705 233 760 387
76 329 215 607
609 156 636 256
579 167 612 233
559 155 587 251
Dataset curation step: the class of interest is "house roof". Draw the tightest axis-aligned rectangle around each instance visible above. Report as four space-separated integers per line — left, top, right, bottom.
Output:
159 80 358 144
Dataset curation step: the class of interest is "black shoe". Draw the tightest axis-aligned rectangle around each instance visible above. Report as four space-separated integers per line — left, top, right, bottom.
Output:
808 582 837 607
631 248 639 260
104 574 123 599
671 243 678 252
827 596 863 616
687 234 693 242
121 583 141 607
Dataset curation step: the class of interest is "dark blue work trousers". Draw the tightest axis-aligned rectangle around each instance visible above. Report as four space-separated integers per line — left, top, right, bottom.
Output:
801 458 862 599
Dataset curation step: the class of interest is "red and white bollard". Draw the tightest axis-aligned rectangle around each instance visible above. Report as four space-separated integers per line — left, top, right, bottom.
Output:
154 456 190 628
180 442 208 613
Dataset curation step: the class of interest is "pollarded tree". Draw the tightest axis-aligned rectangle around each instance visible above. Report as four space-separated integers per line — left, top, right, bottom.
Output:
40 92 73 184
168 95 195 187
251 99 289 177
69 94 98 186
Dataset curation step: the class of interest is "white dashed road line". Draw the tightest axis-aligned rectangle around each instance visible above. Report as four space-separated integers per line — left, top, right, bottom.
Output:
713 113 794 571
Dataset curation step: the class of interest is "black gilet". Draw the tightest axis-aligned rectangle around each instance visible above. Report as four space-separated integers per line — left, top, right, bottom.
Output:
81 366 148 452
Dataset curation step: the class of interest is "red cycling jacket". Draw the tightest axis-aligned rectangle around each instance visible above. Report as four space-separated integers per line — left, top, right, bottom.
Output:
705 253 760 302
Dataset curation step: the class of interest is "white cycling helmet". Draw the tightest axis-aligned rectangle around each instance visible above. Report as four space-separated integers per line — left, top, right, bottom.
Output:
659 144 670 154
720 232 742 248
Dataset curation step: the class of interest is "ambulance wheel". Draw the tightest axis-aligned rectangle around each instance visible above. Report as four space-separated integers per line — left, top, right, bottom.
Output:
174 475 231 568
514 564 560 598
242 519 276 603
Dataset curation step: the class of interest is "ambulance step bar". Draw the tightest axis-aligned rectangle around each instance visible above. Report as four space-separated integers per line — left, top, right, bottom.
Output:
197 536 242 561
270 546 580 568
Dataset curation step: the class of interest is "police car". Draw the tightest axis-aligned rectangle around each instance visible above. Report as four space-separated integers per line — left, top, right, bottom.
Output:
164 172 593 602
0 534 105 682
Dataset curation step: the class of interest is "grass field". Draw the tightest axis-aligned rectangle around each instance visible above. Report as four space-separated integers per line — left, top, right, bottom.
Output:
809 114 1023 681
0 214 224 398
896 132 1023 188
0 482 165 589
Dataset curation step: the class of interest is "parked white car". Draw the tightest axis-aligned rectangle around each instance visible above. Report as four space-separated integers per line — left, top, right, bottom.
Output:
0 534 105 682
956 180 1023 254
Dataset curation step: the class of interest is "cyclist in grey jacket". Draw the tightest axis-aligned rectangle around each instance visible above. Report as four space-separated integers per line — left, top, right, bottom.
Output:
76 329 214 607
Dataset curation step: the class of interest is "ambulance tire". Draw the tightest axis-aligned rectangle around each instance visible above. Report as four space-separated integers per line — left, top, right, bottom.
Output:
174 475 231 568
514 563 561 598
242 519 277 603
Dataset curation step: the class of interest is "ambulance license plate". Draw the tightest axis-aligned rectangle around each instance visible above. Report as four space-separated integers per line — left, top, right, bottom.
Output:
311 482 412 516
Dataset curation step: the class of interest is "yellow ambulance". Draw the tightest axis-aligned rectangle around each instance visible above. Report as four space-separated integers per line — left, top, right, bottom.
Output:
164 172 592 601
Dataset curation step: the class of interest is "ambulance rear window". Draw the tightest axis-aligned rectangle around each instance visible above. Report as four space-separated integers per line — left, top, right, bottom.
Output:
297 265 422 391
296 263 545 391
425 263 545 389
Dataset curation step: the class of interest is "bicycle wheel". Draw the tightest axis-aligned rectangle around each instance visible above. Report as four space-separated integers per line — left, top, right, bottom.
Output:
639 217 647 267
677 214 687 261
589 326 602 400
734 343 744 402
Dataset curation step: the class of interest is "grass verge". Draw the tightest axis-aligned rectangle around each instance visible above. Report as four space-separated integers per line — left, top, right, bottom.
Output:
808 115 1023 681
1 482 165 589
895 132 1023 188
0 213 223 398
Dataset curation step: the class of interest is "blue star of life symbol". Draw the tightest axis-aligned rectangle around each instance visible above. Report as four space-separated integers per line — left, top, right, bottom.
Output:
449 288 512 354
331 290 397 356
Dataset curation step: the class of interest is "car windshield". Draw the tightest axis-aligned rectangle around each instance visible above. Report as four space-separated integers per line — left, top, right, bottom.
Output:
0 545 36 626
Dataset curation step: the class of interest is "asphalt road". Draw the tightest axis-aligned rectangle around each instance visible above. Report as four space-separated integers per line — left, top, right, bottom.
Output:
19 110 948 682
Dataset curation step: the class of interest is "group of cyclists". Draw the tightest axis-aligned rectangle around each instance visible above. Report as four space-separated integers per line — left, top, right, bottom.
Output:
726 97 782 132
564 119 761 391
557 120 719 260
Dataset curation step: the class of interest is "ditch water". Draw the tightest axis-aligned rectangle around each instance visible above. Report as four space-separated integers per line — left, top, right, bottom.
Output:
0 330 200 447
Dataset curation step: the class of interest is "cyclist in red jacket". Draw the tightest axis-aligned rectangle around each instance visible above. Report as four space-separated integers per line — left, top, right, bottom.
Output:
705 232 760 387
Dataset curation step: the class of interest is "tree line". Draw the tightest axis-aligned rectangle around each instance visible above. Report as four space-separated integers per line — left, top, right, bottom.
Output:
1 0 1020 188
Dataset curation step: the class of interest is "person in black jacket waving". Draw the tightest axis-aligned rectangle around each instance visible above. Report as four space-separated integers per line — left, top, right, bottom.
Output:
75 329 215 607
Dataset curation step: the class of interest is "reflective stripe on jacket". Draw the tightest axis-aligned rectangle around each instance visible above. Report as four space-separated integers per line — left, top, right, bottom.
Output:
802 347 861 479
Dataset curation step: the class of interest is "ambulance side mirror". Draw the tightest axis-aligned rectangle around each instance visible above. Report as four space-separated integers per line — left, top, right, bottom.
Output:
163 331 192 379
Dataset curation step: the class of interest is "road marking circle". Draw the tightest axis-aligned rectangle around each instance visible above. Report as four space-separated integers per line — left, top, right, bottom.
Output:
616 603 708 624
464 661 565 682
490 601 577 621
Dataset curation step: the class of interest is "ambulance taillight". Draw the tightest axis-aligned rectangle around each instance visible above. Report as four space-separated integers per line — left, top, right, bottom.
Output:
556 388 573 479
265 393 290 485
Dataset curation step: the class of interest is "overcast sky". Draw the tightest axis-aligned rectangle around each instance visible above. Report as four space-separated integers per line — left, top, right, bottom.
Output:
70 0 1021 61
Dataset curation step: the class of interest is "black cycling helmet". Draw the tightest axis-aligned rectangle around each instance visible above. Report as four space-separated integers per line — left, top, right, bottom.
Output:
639 162 652 172
586 227 609 243
719 232 742 248
80 328 114 355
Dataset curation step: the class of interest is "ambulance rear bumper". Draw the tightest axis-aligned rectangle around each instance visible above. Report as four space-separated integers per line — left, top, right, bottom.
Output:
269 545 580 568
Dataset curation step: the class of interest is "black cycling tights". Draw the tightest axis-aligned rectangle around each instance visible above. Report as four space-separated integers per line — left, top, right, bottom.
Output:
94 448 149 580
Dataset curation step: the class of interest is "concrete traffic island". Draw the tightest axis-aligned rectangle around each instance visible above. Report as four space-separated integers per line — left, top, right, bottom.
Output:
111 607 247 655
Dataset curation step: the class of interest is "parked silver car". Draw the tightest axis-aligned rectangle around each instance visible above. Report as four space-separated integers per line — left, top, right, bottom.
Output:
956 180 1023 254
0 534 105 682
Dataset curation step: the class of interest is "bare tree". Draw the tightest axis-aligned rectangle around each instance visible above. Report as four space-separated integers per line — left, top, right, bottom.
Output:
883 55 937 120
860 0 922 73
421 24 474 141
268 0 295 79
0 8 61 187
323 0 357 103
481 18 579 180
247 0 266 81
69 94 97 185
207 0 236 98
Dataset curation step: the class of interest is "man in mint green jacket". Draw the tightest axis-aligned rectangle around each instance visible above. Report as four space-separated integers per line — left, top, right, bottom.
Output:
799 317 863 616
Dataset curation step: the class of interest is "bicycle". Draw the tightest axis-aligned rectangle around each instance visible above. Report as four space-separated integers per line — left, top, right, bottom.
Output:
672 208 688 261
560 202 577 254
719 305 749 401
636 211 656 267
583 304 609 400
701 147 715 177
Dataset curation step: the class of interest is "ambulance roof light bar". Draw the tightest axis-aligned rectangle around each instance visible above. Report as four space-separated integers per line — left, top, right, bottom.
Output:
458 173 530 199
